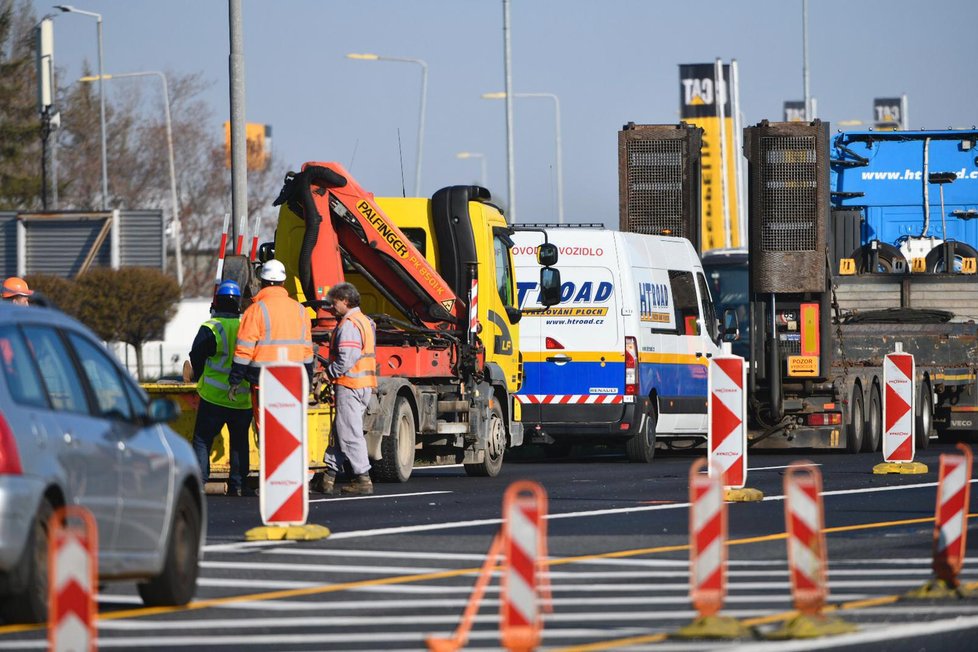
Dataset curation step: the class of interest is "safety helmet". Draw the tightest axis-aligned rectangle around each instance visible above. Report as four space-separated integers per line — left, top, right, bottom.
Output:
216 280 242 298
259 259 287 283
2 277 33 299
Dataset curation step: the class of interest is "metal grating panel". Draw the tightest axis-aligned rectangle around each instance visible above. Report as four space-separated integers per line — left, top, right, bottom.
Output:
118 211 163 269
0 213 16 277
25 218 110 276
760 136 817 252
624 139 687 237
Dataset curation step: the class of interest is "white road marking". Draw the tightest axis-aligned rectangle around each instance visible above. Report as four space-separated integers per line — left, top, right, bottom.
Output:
261 547 486 561
203 540 296 553
748 463 822 471
309 490 452 503
201 560 446 574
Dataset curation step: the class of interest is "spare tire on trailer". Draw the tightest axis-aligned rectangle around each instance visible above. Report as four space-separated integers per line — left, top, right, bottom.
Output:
924 241 978 273
849 241 908 274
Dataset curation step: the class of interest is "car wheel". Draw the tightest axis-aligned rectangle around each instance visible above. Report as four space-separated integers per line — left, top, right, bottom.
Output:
626 409 657 463
846 386 865 453
465 400 505 477
862 384 882 453
0 498 53 624
138 487 201 607
916 380 933 450
372 396 415 483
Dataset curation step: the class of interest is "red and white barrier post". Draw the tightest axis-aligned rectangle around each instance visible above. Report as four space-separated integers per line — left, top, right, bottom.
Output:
709 355 760 501
883 349 915 463
249 211 263 262
213 212 231 295
48 506 97 652
259 364 308 526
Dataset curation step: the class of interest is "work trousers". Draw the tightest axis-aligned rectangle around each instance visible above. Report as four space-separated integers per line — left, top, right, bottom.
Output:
192 397 253 491
324 385 372 476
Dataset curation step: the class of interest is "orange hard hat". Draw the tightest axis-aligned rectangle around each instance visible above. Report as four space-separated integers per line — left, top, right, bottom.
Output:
2 277 33 299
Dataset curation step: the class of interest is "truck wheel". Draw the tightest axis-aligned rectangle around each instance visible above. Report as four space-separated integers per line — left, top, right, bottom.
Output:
916 380 933 450
846 387 865 453
925 242 978 273
626 410 657 463
0 497 53 624
862 384 882 452
850 242 908 274
464 401 505 477
373 396 416 483
138 487 201 607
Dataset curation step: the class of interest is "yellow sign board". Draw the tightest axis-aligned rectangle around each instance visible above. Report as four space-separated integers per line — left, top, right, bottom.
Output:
224 122 271 171
787 355 819 377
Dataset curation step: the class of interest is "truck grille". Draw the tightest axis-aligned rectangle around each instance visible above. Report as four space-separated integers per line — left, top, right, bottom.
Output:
624 139 687 238
760 136 818 252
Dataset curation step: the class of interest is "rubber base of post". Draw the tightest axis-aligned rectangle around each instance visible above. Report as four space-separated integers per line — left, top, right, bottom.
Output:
425 636 461 652
244 524 331 541
873 461 928 475
672 615 752 640
904 578 973 600
765 614 857 639
724 487 764 502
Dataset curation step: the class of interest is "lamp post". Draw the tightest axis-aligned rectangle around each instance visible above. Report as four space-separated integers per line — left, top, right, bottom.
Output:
79 71 183 286
347 53 427 197
456 152 487 188
55 4 108 210
482 91 564 224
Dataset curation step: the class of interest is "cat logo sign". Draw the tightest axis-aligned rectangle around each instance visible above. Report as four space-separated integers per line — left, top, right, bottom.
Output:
224 122 272 170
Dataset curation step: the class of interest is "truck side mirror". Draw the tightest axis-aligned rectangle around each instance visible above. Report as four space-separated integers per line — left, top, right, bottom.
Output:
539 267 561 307
257 241 275 264
537 243 558 267
722 307 741 342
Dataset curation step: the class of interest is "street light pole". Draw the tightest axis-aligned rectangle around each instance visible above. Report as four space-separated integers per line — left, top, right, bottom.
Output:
55 5 108 210
80 71 183 286
482 91 564 224
346 53 427 196
456 152 487 188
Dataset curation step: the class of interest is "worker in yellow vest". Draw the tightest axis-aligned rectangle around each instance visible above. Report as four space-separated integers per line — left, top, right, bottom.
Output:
190 280 254 496
316 282 377 496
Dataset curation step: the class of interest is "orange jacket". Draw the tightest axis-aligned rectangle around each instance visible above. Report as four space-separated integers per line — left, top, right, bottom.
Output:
331 309 377 389
232 286 313 374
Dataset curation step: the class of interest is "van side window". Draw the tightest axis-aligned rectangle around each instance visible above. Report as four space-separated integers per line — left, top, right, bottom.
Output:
493 228 516 307
696 272 719 341
668 270 700 336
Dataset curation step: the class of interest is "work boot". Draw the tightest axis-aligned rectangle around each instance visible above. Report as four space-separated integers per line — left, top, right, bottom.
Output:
341 473 374 496
311 471 337 495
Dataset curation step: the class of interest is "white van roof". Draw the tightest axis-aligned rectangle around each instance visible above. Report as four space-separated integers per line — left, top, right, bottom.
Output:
512 228 699 268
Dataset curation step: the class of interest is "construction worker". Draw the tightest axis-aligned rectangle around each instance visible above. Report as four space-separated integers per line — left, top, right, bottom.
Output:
228 259 314 402
189 280 254 496
2 277 33 306
318 282 377 496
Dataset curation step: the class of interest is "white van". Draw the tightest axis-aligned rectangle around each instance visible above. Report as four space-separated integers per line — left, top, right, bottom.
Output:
513 227 723 462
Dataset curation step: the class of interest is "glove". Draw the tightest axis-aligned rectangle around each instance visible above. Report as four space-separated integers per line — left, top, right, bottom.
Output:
227 384 243 402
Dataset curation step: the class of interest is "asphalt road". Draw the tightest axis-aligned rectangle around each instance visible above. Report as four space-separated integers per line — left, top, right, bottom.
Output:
2 441 978 650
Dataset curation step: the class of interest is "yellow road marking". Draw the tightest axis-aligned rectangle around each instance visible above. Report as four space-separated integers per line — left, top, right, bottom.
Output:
0 513 969 636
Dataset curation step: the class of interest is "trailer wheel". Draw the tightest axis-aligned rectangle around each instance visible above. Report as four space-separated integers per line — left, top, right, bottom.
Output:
464 401 505 477
846 387 865 453
916 380 933 450
925 242 978 273
862 384 882 453
373 396 416 483
625 409 657 463
850 242 908 274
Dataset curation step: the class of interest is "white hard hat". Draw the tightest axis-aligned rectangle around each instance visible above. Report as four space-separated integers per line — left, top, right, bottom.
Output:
260 259 287 282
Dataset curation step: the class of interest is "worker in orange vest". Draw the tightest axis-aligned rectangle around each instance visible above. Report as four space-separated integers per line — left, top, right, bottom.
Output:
2 277 33 306
227 259 314 404
316 282 377 496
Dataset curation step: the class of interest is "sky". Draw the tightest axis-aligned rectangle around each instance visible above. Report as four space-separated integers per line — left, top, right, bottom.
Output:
34 0 978 227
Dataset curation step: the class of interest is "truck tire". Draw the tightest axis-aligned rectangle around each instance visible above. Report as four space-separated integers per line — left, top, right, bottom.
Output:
850 242 907 274
925 242 978 273
464 401 505 477
0 497 53 624
846 387 865 453
862 384 882 453
916 380 934 450
372 396 416 483
626 409 657 463
138 487 201 607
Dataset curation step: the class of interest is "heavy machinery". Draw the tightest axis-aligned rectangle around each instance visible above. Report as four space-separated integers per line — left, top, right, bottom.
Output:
268 162 560 481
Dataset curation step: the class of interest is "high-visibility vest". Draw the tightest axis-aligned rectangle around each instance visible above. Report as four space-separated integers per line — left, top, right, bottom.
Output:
333 309 377 390
198 317 251 409
233 286 313 371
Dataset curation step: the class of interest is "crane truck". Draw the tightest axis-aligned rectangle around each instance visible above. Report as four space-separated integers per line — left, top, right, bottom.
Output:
262 162 560 481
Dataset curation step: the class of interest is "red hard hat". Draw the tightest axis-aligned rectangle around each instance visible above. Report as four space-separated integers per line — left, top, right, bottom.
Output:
2 277 33 299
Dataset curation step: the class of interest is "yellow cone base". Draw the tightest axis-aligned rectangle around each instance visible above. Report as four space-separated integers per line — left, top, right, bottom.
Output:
765 613 857 640
426 636 461 652
724 487 764 502
904 578 973 600
672 615 752 640
873 461 928 475
245 524 331 541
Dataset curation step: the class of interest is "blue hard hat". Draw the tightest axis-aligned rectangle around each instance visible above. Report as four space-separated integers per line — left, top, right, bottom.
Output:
216 280 241 298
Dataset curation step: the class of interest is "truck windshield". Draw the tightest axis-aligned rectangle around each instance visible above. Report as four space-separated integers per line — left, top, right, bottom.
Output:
704 261 750 358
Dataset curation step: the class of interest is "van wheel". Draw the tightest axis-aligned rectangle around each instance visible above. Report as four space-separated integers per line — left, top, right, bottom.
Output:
373 396 415 483
465 401 505 477
626 410 657 463
846 387 865 453
916 380 933 450
862 384 882 452
0 498 53 624
138 487 201 607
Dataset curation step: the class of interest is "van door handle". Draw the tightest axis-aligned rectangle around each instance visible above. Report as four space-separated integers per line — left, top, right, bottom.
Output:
695 352 713 359
546 354 571 363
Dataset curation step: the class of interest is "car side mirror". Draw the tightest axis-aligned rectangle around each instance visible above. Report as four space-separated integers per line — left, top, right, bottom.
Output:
722 308 741 342
537 243 558 267
539 267 561 307
148 398 181 424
